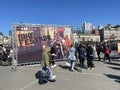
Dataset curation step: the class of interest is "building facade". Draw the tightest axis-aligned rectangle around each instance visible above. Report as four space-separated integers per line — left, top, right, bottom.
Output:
99 25 120 42
82 22 95 34
72 33 100 43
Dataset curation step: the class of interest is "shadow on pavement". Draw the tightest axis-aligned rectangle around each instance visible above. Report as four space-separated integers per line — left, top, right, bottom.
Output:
115 80 120 83
108 66 120 70
112 60 120 62
58 65 69 70
104 74 120 83
74 66 82 72
75 63 88 69
106 62 120 66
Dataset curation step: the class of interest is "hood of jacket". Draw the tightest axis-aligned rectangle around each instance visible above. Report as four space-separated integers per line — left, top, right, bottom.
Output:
69 48 75 52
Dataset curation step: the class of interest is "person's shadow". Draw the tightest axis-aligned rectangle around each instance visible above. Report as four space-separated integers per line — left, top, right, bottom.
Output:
35 70 41 84
58 65 69 70
104 74 120 83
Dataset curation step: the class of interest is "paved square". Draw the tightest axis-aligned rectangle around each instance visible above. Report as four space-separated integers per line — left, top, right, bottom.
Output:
0 60 120 90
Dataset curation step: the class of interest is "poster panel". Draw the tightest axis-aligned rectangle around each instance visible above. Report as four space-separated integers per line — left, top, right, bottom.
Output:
118 43 120 54
16 25 72 64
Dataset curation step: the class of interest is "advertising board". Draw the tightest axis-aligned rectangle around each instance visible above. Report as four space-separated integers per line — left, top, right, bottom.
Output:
13 24 72 64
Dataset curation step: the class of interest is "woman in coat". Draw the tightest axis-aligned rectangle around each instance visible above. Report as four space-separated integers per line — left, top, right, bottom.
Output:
68 44 76 71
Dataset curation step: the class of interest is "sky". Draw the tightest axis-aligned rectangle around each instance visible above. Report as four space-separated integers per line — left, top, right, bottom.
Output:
0 0 120 36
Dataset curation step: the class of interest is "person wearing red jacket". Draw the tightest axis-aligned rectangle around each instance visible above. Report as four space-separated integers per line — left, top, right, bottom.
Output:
103 46 111 62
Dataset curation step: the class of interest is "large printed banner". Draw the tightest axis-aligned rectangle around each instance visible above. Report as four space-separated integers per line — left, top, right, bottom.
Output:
15 25 72 64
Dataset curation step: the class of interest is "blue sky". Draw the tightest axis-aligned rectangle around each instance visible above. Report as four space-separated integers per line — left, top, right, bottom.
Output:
0 0 120 35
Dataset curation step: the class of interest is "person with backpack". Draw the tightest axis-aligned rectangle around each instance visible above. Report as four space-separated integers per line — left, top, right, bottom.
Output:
78 44 86 72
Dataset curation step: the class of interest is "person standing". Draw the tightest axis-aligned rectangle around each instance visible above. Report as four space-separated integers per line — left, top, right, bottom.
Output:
50 45 56 68
68 44 76 71
39 45 56 84
96 43 102 61
86 44 95 70
78 44 86 71
103 46 111 62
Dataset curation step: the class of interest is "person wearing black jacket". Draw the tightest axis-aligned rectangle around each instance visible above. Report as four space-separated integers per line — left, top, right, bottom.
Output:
78 44 86 71
96 44 102 61
86 44 95 70
50 46 56 68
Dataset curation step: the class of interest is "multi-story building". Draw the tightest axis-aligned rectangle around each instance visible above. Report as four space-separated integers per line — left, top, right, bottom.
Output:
79 34 100 42
99 24 120 42
92 29 99 35
72 33 100 43
82 22 95 34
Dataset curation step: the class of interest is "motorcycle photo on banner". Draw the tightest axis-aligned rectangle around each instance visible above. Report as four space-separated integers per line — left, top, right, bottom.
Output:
51 28 72 60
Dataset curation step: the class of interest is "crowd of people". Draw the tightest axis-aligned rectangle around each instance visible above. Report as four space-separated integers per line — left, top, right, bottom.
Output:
39 41 112 84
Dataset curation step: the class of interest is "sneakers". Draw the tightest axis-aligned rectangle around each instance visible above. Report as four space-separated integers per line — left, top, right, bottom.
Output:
80 68 84 72
70 68 75 72
51 64 57 68
88 68 90 70
49 75 56 80
87 67 94 70
52 75 56 79
49 75 56 82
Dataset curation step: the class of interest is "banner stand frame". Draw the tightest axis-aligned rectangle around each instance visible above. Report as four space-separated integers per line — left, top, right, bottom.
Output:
11 23 73 67
11 24 18 71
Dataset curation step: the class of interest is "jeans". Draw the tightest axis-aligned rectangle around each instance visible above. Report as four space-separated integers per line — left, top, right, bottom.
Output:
79 58 85 69
40 67 54 82
70 60 75 70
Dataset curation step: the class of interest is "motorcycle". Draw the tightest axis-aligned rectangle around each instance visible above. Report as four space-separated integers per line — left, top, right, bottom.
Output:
0 48 12 66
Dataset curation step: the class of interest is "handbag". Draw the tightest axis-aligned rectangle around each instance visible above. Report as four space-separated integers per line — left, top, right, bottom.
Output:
41 69 50 78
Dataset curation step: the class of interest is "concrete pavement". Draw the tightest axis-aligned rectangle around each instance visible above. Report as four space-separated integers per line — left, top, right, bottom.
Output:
0 59 120 90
